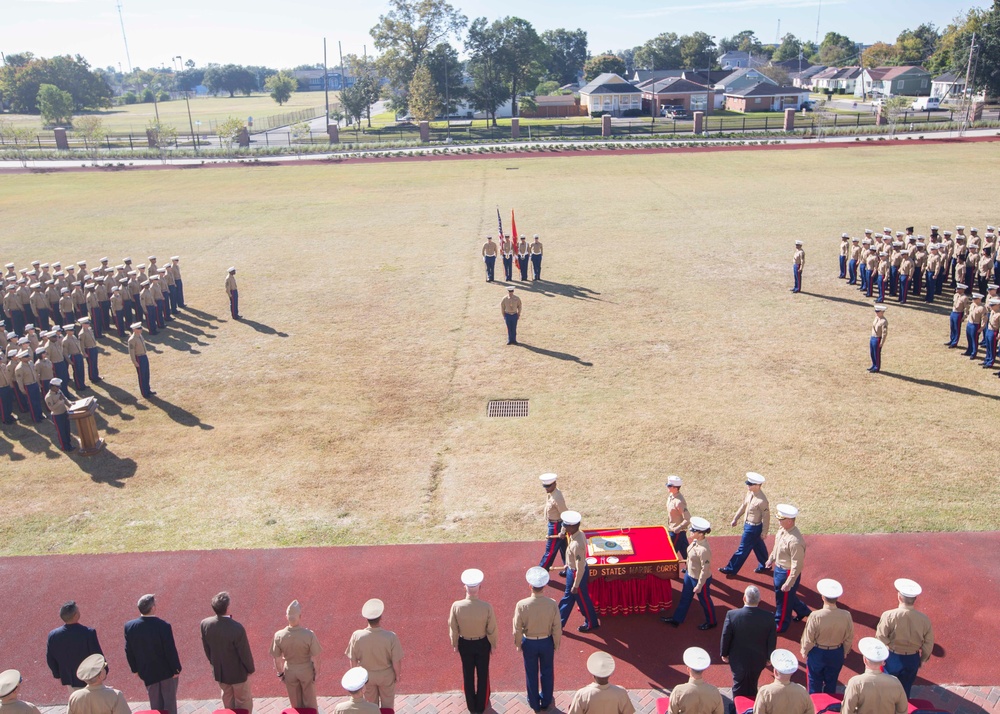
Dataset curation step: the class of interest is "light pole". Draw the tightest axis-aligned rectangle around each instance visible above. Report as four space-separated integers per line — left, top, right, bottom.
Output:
176 55 198 152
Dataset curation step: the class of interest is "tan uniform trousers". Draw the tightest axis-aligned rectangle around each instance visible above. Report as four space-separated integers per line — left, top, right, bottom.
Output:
219 679 253 713
283 663 317 709
364 667 396 709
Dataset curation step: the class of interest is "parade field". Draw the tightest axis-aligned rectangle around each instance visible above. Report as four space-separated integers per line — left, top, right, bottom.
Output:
2 141 1000 556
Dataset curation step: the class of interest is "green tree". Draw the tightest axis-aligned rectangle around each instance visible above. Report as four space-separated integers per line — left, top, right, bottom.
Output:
497 17 546 117
759 65 790 86
339 82 369 125
74 115 106 158
0 119 37 167
36 84 74 125
978 0 1000 99
679 32 717 69
343 54 384 127
862 42 901 68
203 64 255 97
0 54 112 113
926 9 984 76
719 30 763 55
466 16 512 126
265 71 296 105
583 54 626 81
146 119 178 161
175 68 204 91
216 117 244 148
535 80 561 95
369 0 468 113
818 32 857 66
772 33 802 62
424 43 467 116
896 23 940 65
540 28 588 85
634 33 681 70
408 64 440 121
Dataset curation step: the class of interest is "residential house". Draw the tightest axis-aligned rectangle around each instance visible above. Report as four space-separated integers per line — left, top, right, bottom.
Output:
718 51 750 69
579 73 644 116
790 65 828 90
724 82 810 112
812 67 861 94
770 58 814 73
854 66 931 98
522 95 584 118
931 72 965 100
711 68 778 109
631 70 685 84
639 77 710 114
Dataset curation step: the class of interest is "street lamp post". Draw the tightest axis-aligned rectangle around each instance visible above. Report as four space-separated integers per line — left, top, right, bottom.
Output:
176 55 198 152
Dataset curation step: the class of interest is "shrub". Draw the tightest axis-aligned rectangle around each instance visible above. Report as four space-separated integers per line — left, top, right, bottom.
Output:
141 88 155 103
158 92 171 102
590 111 607 118
123 92 138 105
622 108 643 117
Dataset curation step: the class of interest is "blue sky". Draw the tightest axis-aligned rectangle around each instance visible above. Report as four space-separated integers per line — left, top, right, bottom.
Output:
2 0 976 71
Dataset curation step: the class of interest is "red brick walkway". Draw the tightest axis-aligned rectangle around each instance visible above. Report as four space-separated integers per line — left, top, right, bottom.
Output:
31 686 1000 714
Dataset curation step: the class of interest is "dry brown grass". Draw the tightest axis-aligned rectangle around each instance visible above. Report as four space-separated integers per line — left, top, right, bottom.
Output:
1 142 999 555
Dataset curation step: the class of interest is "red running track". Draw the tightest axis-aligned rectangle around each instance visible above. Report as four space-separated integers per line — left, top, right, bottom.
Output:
1 532 996 705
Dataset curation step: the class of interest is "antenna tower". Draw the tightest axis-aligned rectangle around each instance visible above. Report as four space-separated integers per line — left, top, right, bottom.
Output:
116 1 133 73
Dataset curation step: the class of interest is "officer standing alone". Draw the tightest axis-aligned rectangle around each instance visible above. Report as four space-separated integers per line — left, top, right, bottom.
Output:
501 286 522 346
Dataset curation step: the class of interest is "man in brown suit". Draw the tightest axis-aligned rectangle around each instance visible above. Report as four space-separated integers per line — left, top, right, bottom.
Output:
200 592 255 713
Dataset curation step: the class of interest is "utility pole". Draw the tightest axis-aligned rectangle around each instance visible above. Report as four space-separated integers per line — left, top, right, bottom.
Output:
323 38 330 123
116 1 133 73
338 41 345 92
960 32 977 135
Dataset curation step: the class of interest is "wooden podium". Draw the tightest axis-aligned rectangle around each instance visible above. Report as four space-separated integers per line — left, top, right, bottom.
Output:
68 397 105 456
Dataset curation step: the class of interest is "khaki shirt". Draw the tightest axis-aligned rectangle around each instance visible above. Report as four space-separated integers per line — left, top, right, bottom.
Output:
86 292 99 310
45 338 65 363
128 333 147 366
686 538 711 590
80 327 97 350
768 525 806 580
876 604 933 661
926 254 941 273
793 249 805 267
63 333 82 357
46 389 72 415
151 282 164 301
753 680 814 714
0 363 12 389
30 291 47 312
952 293 969 315
225 275 238 294
0 700 42 714
980 255 994 277
544 487 568 523
448 596 498 649
345 626 403 675
271 625 322 667
801 603 853 657
333 699 381 714
35 358 54 381
566 530 587 574
734 489 770 535
988 309 1000 331
968 303 986 326
567 683 635 714
111 293 124 311
14 361 38 390
59 295 75 314
850 245 862 261
512 593 561 650
841 671 908 714
871 316 888 339
899 257 914 278
668 678 724 714
865 253 878 271
667 492 690 534
840 240 851 258
140 287 155 308
67 685 131 714
501 295 522 316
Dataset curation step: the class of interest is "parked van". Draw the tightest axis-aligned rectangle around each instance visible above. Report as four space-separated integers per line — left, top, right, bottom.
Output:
911 97 941 111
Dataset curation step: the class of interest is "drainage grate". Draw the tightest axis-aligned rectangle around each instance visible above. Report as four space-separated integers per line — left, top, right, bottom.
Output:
488 399 529 418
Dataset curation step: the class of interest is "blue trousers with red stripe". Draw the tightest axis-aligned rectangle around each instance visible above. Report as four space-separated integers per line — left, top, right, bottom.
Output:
792 264 801 292
984 328 997 367
24 382 44 423
135 354 152 397
0 385 15 424
671 573 716 626
848 259 858 284
52 411 73 451
52 361 71 398
670 530 689 559
230 289 240 318
773 566 809 633
559 567 598 628
964 323 981 357
86 347 100 381
69 353 85 389
146 304 158 334
839 255 847 279
806 646 845 694
90 307 103 338
898 275 909 303
156 299 167 327
870 336 882 372
539 521 566 569
949 311 962 346
884 651 921 698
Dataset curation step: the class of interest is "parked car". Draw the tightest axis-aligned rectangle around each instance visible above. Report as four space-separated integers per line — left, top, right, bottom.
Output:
662 107 690 119
660 104 683 117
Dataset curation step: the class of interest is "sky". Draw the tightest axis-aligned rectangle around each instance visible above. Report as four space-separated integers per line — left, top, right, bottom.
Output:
1 0 978 72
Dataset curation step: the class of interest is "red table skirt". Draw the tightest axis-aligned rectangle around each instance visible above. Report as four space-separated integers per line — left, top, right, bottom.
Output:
588 574 673 616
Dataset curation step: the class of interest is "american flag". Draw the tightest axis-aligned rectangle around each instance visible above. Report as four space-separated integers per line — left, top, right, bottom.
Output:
511 209 520 271
496 208 504 243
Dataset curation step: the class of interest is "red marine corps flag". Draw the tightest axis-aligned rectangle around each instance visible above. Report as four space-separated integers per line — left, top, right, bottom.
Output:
511 209 520 271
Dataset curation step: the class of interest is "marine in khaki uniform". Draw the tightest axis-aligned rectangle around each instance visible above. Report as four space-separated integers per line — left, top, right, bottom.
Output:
501 286 522 346
345 599 403 710
514 567 562 713
45 379 75 452
720 472 769 577
963 292 986 359
791 241 804 293
559 511 599 632
947 285 970 348
500 234 515 282
665 475 691 559
842 638 908 714
898 251 914 304
448 569 498 714
128 322 154 398
668 647 724 714
67 655 131 714
864 248 879 298
335 667 379 713
567 652 635 714
662 517 716 630
539 473 569 573
0 669 42 714
753 650 814 714
838 234 850 279
765 504 809 633
870 304 888 373
876 579 933 699
848 238 862 285
271 600 322 709
226 268 241 319
800 579 852 694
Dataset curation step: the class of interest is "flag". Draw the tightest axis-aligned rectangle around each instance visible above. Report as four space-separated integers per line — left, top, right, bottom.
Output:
497 208 504 242
511 209 520 271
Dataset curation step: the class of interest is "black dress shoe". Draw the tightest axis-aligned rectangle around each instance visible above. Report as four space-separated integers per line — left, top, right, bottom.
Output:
660 617 680 627
754 565 771 574
792 611 811 622
558 569 567 577
578 623 599 633
698 623 718 630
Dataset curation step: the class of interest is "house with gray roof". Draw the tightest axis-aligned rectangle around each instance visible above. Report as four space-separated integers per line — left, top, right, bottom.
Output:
579 73 644 116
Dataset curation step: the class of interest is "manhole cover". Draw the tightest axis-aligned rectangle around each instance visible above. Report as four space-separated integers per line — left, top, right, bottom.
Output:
488 399 529 417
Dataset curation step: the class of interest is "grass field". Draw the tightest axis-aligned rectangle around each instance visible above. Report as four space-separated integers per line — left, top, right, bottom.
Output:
0 92 334 134
2 142 1000 556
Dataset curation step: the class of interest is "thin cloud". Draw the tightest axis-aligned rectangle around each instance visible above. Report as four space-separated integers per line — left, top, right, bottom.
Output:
627 0 846 19
16 0 82 4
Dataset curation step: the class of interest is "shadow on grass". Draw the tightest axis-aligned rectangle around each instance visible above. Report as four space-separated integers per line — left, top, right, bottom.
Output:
498 279 604 302
879 371 1000 401
517 342 593 366
4 420 61 459
72 447 138 488
182 307 224 326
236 317 289 337
147 395 214 430
89 379 145 417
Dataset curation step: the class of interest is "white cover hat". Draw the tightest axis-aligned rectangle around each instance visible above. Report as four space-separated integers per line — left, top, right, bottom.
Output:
561 510 582 526
341 666 369 692
0 670 20 697
539 473 558 485
361 598 384 619
817 578 843 599
894 578 922 598
461 568 484 587
76 654 106 681
690 516 711 532
526 566 550 588
746 472 765 484
587 652 615 677
859 636 889 663
770 649 799 675
683 647 711 671
776 504 799 519
666 475 683 487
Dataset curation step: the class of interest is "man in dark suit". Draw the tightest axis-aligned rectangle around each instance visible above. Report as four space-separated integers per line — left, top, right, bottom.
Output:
720 586 777 698
124 594 182 714
46 601 103 691
200 591 255 713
